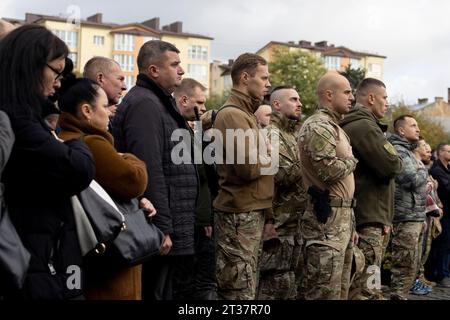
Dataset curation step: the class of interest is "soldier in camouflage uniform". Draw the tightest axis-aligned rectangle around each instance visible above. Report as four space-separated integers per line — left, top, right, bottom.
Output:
257 86 306 300
340 79 402 300
298 73 358 300
387 115 428 300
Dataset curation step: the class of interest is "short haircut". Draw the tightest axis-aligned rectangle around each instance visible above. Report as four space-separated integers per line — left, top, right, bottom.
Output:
83 56 119 80
270 85 295 105
393 114 415 133
355 78 385 98
137 40 179 73
230 53 267 85
173 78 206 99
436 143 450 157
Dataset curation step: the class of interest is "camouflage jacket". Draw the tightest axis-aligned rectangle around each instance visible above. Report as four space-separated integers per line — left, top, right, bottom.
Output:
388 134 427 222
266 111 306 235
298 108 357 199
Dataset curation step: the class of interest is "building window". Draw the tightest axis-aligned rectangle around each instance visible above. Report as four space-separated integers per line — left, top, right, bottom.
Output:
114 34 135 51
368 63 381 77
349 58 360 69
187 64 208 83
188 45 208 61
324 56 341 70
93 35 105 46
113 54 134 72
125 75 135 90
68 53 78 68
52 30 78 48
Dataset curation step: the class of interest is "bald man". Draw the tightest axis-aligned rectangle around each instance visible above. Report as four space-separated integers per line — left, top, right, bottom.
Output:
298 72 358 299
254 104 272 128
83 56 127 118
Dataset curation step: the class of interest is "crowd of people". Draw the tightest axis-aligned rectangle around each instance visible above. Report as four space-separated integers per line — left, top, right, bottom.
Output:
1 22 449 301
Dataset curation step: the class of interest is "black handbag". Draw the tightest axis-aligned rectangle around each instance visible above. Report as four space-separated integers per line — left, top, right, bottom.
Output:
73 181 164 267
72 180 126 255
0 201 31 292
105 198 164 267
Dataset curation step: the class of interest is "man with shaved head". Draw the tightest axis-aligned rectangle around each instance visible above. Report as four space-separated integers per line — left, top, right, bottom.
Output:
298 72 358 299
257 86 305 300
84 56 127 119
340 78 402 299
254 104 272 128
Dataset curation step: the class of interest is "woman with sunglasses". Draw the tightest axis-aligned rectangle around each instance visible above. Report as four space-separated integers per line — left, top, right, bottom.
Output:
0 25 95 300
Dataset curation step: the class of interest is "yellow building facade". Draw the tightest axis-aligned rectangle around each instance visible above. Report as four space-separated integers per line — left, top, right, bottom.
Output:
9 13 213 90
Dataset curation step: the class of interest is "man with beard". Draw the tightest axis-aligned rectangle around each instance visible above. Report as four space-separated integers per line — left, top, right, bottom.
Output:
298 72 358 300
257 86 306 300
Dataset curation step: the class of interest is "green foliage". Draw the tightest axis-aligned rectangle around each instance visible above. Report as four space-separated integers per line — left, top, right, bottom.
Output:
269 47 327 116
339 64 366 91
386 104 450 150
205 91 230 111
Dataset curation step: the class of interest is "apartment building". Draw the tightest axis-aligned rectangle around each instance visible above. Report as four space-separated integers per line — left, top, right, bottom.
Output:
4 13 213 90
256 40 386 80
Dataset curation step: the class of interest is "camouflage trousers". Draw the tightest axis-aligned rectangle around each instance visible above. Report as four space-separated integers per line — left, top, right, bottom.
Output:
418 216 434 277
256 235 302 300
299 205 354 300
215 210 265 300
390 221 424 298
349 225 387 300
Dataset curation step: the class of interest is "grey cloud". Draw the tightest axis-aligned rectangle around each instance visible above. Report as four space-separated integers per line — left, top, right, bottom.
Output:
2 0 450 104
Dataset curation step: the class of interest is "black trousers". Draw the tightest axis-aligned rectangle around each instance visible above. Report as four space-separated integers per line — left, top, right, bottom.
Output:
172 226 217 300
142 255 180 300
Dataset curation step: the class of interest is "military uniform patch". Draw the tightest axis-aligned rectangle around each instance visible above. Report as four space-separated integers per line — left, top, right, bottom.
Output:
383 142 397 155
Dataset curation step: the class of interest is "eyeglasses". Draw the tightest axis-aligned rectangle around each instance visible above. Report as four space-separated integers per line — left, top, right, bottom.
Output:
46 63 64 81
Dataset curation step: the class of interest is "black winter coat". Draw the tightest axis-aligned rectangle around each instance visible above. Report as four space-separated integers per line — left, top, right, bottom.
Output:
113 74 198 256
2 110 95 300
430 160 450 217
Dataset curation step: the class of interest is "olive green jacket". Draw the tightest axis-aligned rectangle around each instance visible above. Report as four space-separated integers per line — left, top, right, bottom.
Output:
340 105 402 227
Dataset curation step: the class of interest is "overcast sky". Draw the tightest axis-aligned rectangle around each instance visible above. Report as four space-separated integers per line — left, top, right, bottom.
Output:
2 0 450 105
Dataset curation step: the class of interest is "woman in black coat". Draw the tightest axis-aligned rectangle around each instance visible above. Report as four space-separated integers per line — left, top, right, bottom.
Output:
0 25 95 300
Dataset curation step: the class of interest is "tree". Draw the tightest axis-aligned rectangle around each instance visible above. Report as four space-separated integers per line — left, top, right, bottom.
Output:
339 64 366 91
205 91 230 111
269 47 327 116
387 104 450 150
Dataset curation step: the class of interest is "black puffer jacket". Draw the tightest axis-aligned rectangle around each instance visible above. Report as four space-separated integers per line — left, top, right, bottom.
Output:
113 74 198 256
2 109 95 300
387 134 427 222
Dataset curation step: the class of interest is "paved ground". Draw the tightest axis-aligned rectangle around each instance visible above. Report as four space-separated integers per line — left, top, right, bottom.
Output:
381 284 450 300
408 285 450 300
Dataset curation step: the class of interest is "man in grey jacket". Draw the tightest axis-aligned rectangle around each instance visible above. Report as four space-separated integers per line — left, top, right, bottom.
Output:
387 115 428 300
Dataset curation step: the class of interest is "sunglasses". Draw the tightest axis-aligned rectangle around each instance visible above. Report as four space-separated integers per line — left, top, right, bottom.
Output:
46 63 64 81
